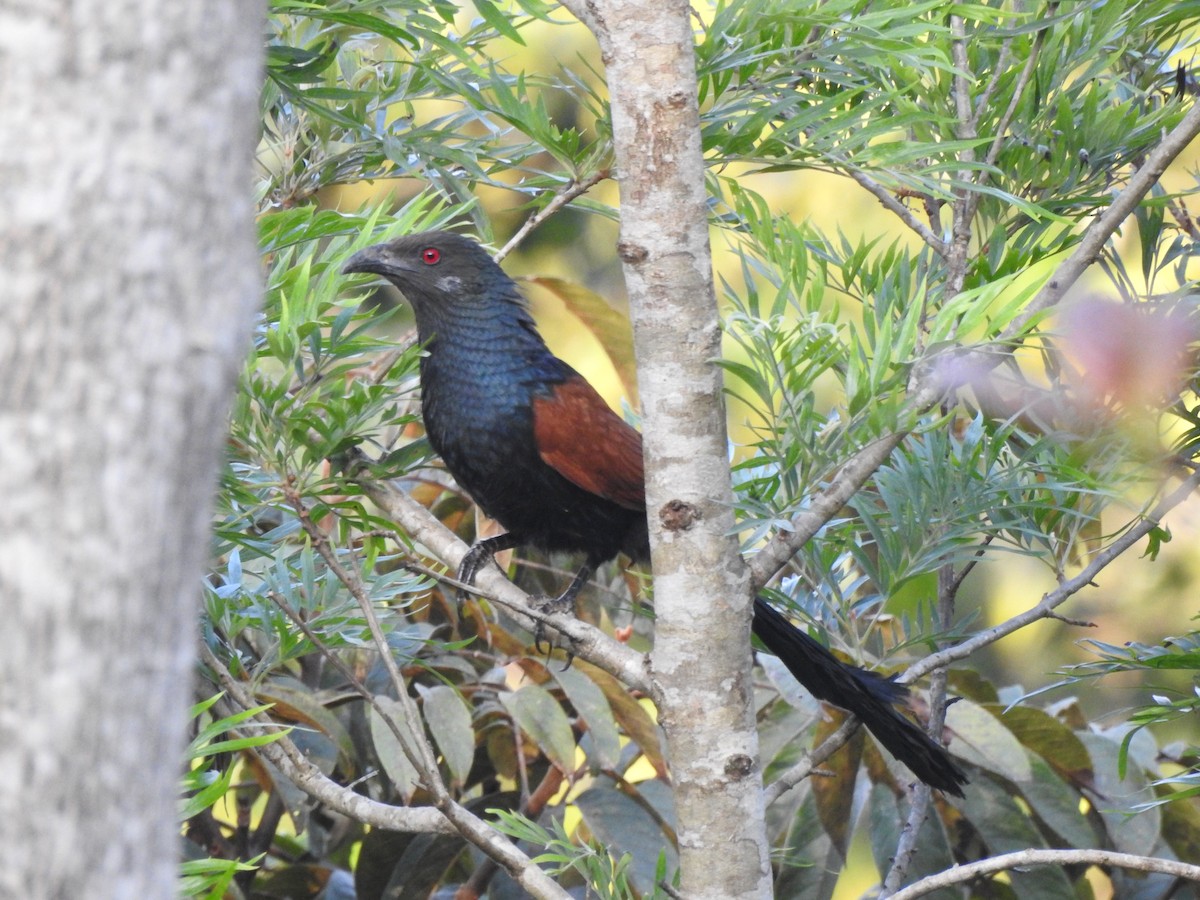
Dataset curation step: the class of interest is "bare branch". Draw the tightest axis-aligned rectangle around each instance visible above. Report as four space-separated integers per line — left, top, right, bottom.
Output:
904 467 1200 683
351 458 652 692
888 848 1200 900
495 169 611 263
1002 100 1200 339
845 167 949 257
199 643 454 835
762 715 858 805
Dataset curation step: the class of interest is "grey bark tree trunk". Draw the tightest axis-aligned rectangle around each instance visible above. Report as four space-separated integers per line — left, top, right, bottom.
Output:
0 3 264 896
563 1 773 896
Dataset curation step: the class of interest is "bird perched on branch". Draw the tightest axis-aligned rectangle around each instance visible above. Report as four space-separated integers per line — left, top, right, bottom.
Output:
343 231 967 795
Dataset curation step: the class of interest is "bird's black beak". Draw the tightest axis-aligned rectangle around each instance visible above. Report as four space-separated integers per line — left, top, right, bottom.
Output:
342 245 394 277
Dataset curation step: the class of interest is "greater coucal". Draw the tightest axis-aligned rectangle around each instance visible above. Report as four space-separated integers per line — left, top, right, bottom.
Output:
344 231 967 795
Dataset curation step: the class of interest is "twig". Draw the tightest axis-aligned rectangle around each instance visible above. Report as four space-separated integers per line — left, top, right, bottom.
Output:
903 467 1200 683
762 715 859 805
982 20 1046 171
970 38 1012 131
879 782 932 898
280 486 573 899
880 557 959 895
1165 194 1200 242
945 14 978 297
494 169 610 263
887 848 1200 899
283 484 446 787
199 643 454 834
350 455 652 692
946 534 994 597
846 167 949 257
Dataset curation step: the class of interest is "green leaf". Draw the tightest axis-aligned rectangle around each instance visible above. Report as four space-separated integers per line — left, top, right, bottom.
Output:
470 0 525 44
1020 755 1097 849
500 682 576 772
1079 733 1161 857
958 775 1075 897
551 664 622 769
945 698 1032 784
370 696 422 802
990 704 1092 784
575 783 679 895
421 684 475 786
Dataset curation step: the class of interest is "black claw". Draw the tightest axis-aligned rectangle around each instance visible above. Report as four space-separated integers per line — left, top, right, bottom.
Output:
530 592 578 659
456 545 490 602
456 533 521 603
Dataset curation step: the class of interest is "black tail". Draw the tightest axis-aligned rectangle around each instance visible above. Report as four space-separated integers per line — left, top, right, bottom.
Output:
751 596 967 796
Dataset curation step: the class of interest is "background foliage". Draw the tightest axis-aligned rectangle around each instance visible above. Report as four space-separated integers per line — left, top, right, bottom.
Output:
192 1 1200 897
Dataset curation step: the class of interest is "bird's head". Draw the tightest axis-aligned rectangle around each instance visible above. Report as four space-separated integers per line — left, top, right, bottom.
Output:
343 231 507 310
344 230 542 350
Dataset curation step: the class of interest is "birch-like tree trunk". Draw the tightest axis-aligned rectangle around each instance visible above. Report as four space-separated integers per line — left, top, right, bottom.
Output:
565 2 772 896
0 3 263 895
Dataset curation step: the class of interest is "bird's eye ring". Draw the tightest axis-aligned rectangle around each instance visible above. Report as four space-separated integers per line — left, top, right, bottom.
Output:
421 247 441 265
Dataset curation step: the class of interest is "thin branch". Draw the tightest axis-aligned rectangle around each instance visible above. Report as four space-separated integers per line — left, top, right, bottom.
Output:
281 486 573 900
846 166 949 257
199 643 453 834
284 485 447 787
878 782 932 898
495 169 610 263
982 20 1046 171
881 555 958 895
750 99 1200 589
887 848 1200 900
947 534 994 597
949 16 976 144
945 14 979 296
904 467 1200 683
1001 100 1200 339
350 455 652 692
1165 194 1200 242
970 37 1012 131
762 715 858 805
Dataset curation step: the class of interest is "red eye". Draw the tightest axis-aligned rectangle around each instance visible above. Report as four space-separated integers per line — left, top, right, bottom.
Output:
421 247 441 265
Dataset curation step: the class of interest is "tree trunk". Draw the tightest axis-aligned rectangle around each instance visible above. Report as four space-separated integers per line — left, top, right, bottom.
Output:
565 1 773 896
0 3 264 896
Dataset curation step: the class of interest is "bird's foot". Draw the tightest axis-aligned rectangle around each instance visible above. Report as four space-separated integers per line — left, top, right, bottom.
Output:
530 593 578 669
455 544 493 603
455 534 521 604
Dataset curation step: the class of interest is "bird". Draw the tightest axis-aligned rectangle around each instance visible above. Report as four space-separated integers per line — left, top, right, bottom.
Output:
343 231 968 795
